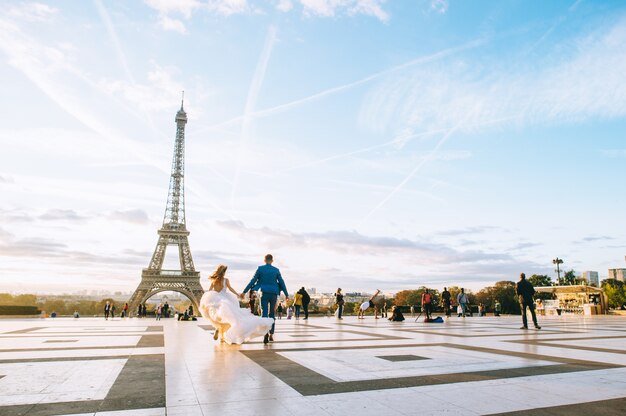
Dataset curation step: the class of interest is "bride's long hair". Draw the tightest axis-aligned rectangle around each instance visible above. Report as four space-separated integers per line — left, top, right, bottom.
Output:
209 264 228 281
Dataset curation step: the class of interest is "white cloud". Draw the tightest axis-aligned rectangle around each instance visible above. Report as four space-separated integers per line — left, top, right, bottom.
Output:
158 15 187 34
208 0 251 16
216 220 513 264
144 0 201 18
98 63 186 113
8 2 58 22
39 209 89 221
301 0 389 22
110 209 151 224
144 0 390 30
601 149 626 158
430 0 448 14
359 16 626 139
347 0 389 23
275 0 294 12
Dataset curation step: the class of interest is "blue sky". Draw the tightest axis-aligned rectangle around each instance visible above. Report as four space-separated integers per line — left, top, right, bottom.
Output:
1 0 625 294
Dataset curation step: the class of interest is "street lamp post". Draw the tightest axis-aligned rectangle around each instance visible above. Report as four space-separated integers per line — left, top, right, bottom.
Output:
553 257 564 285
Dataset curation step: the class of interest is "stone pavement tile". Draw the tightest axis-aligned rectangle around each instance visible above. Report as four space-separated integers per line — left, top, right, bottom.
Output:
165 404 204 416
52 413 95 416
200 398 284 416
311 391 407 416
368 389 479 416
96 408 165 416
445 382 567 414
486 396 626 415
195 385 300 404
279 396 332 416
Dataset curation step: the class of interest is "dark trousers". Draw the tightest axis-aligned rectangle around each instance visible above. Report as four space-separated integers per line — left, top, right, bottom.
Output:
261 293 277 334
104 310 109 319
423 303 432 319
520 302 538 327
303 303 309 319
294 305 301 319
337 304 344 318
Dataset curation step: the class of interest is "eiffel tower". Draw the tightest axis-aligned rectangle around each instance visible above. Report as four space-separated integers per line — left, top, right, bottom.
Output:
128 96 204 316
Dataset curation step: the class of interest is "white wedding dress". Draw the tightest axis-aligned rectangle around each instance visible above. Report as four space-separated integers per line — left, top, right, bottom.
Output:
199 286 274 345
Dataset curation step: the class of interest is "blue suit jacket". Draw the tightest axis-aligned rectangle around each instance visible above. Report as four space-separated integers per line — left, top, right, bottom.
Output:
243 264 288 297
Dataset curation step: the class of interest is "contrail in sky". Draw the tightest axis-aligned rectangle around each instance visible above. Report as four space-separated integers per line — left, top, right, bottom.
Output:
94 0 167 143
0 17 235 220
197 37 486 134
360 122 465 224
271 115 517 177
359 114 522 225
229 25 278 207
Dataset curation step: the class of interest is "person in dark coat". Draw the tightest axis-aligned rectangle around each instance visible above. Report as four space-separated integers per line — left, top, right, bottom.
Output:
298 287 311 320
335 288 344 319
441 287 451 317
389 306 405 322
516 273 541 330
104 301 111 320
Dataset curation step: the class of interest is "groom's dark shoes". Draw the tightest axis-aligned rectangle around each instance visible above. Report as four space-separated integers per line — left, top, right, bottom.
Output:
263 334 269 344
269 334 274 342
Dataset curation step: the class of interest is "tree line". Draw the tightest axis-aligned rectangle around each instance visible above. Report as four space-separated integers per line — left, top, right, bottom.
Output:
1 273 625 316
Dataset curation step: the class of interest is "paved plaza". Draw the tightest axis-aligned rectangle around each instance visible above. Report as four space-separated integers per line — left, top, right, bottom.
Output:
1 315 626 415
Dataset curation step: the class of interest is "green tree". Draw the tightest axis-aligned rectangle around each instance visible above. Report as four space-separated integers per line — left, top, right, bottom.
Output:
601 279 626 309
528 274 552 287
527 275 553 300
562 269 580 285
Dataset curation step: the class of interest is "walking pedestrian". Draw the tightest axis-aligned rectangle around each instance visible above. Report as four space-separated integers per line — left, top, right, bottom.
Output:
277 302 284 319
335 288 344 319
293 290 303 319
104 301 111 320
441 287 451 317
457 288 470 317
494 300 501 317
421 289 433 320
516 273 541 330
299 287 311 320
156 304 162 320
241 254 290 344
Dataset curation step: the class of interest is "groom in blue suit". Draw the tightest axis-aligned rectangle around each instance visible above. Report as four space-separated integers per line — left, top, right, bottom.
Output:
242 254 289 344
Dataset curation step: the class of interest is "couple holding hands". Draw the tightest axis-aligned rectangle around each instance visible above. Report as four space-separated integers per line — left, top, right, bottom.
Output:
199 254 288 345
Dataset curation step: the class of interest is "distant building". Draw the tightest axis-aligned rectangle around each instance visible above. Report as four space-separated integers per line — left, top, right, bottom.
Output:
608 268 626 282
582 271 599 287
308 288 317 294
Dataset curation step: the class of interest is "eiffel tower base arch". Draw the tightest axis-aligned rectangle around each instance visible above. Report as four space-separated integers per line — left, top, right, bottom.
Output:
128 271 205 317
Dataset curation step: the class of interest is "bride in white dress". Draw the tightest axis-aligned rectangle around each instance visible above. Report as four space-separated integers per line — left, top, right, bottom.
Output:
199 265 274 344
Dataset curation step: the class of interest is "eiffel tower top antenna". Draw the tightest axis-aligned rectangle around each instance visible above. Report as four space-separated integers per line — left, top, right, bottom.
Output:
165 91 188 228
180 90 184 110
